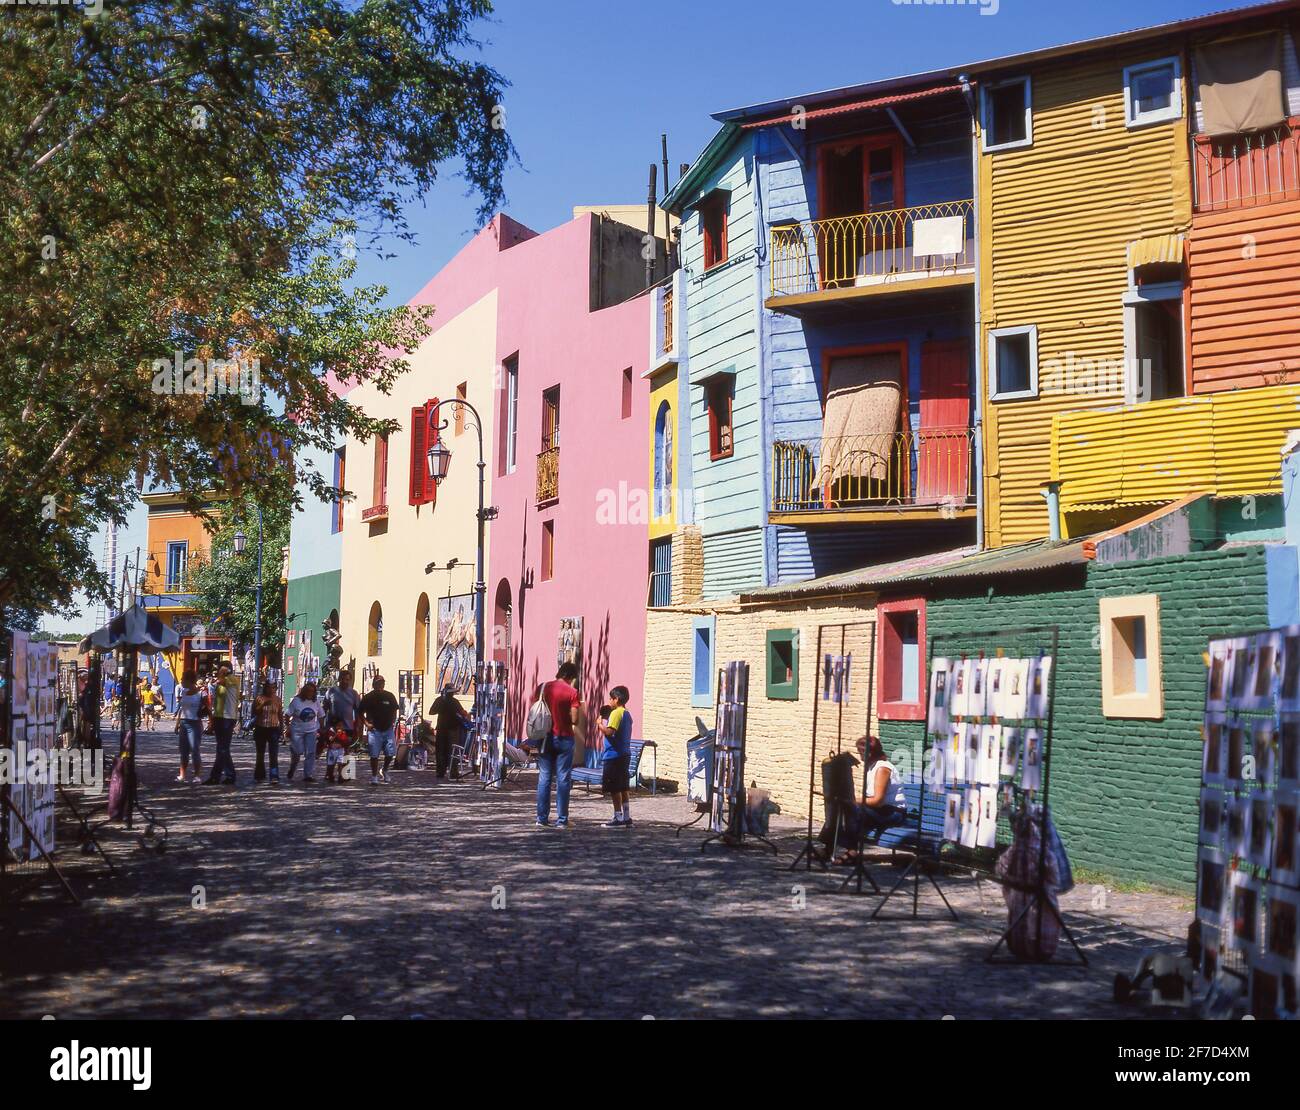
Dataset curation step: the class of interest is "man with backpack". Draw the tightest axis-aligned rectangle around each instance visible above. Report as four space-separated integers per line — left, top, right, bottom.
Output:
526 661 584 829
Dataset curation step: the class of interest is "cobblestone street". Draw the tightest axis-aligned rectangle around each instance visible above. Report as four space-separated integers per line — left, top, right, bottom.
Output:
0 730 1195 1020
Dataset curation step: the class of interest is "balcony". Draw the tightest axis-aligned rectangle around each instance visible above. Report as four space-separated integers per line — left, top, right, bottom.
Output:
771 427 976 523
662 284 674 355
1192 118 1300 212
536 446 559 505
768 201 974 315
1051 383 1300 516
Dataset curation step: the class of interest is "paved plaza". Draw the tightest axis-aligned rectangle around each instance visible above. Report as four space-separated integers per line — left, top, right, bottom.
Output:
0 730 1196 1020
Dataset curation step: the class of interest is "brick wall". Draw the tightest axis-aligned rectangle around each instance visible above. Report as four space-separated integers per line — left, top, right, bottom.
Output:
671 525 703 605
644 598 877 823
877 546 1271 892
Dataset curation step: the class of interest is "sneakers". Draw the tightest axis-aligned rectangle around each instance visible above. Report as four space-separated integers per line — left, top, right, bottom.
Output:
370 774 380 786
269 771 280 784
555 820 569 830
622 816 634 828
601 817 626 829
534 820 551 828
378 770 389 784
175 773 187 783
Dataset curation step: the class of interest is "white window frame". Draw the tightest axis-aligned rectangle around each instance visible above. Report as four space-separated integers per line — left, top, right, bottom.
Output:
505 359 519 474
1123 57 1182 129
981 76 1033 152
1122 280 1185 404
987 324 1039 401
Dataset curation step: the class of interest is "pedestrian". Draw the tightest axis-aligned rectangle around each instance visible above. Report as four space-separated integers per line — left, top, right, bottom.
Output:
359 675 400 785
205 662 241 785
286 682 322 782
529 661 584 829
427 682 470 780
174 669 206 782
252 680 284 783
325 669 361 743
598 685 634 829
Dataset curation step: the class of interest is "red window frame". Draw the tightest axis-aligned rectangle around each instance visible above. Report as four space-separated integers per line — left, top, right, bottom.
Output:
705 376 734 461
815 132 905 221
877 596 926 721
700 191 729 270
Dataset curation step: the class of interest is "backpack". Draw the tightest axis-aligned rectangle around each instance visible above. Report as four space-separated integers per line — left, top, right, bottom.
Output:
525 684 553 744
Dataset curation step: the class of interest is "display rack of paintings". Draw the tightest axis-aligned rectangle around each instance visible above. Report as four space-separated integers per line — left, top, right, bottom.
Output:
920 625 1083 963
1197 626 1300 1018
701 661 773 855
472 661 507 786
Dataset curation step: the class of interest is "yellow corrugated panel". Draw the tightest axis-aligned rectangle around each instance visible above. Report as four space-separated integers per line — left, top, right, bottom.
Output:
1127 232 1185 269
1211 383 1300 496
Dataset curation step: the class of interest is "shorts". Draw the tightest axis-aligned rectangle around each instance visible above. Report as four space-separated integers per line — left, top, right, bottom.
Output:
326 747 347 766
601 755 631 794
368 727 397 759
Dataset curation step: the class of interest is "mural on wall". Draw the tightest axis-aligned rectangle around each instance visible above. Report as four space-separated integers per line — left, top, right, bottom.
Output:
557 616 583 676
437 594 477 695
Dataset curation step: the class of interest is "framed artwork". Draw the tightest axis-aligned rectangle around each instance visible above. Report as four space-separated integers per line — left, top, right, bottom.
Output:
1200 787 1224 850
1203 713 1227 787
1247 791 1274 871
1242 631 1282 713
1228 870 1262 958
1000 725 1022 779
1026 655 1053 720
1266 885 1299 966
964 723 982 785
1280 715 1300 791
968 656 989 719
976 785 999 849
1252 718 1278 788
945 722 966 785
986 656 1008 719
928 657 951 735
944 792 962 841
1206 638 1232 713
1281 626 1300 713
1020 726 1043 791
1272 791 1300 887
1195 848 1226 933
960 787 980 849
978 723 1001 786
1227 636 1253 707
928 744 947 796
1225 793 1250 860
1002 658 1029 720
950 657 972 718
1226 718 1250 787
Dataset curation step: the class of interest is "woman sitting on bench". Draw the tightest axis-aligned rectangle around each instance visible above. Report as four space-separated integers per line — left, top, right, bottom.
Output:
837 735 908 862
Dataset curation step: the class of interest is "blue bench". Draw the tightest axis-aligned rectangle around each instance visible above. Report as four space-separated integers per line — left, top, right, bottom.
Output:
838 780 959 922
571 739 655 794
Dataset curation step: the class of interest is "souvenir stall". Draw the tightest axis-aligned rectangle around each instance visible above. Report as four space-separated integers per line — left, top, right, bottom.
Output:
1197 626 1299 1018
472 660 507 785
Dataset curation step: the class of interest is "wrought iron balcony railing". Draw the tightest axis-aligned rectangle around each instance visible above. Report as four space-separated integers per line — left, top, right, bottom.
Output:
769 200 974 297
536 446 559 505
662 284 674 355
772 427 975 513
1193 118 1300 212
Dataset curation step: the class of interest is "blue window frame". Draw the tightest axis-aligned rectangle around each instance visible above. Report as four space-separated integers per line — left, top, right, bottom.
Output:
165 541 188 591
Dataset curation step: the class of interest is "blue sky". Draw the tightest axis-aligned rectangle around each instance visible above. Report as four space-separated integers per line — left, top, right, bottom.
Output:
48 0 1254 632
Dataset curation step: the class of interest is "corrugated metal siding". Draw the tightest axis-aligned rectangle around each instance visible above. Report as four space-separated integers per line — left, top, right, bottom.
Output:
980 48 1193 547
702 528 765 599
1187 197 1300 392
773 519 977 584
1052 383 1300 508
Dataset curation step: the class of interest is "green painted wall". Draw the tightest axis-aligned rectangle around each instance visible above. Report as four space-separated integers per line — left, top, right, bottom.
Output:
879 546 1271 892
283 569 341 702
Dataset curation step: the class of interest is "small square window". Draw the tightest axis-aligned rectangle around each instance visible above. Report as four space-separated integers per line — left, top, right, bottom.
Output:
692 616 715 708
988 325 1038 401
1124 58 1181 128
878 597 926 720
766 628 800 700
982 77 1032 152
1100 594 1163 719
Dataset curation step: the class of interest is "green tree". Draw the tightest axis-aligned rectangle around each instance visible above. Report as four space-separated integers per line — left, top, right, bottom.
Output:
0 0 514 618
188 498 292 657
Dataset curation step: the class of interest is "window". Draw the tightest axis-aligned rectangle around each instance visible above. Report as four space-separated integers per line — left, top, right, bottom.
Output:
766 628 799 700
654 400 674 518
409 399 438 507
982 76 1032 152
988 325 1039 401
331 447 346 534
541 386 560 450
500 355 519 475
649 537 672 608
878 598 926 720
541 519 555 581
455 382 467 436
705 375 734 460
1100 594 1164 719
621 367 633 420
1124 284 1184 403
1124 58 1182 128
372 433 389 507
692 616 715 708
165 541 188 591
367 601 383 657
700 191 729 270
818 135 902 220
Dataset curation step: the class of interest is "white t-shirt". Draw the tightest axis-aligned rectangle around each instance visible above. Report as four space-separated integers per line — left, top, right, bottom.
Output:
177 687 204 721
869 760 907 810
287 696 322 739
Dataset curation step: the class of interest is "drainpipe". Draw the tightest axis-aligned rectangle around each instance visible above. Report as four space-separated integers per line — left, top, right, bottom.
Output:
1039 481 1063 543
961 72 986 554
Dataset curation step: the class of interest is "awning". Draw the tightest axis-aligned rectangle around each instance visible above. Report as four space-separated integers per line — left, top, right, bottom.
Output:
1127 232 1185 270
740 84 963 130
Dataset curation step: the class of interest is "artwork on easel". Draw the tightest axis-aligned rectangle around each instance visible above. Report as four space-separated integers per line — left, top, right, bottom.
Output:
950 657 972 718
1020 726 1043 791
1247 791 1274 869
1200 787 1224 849
1228 870 1262 958
1197 847 1228 930
1252 718 1278 787
1281 627 1300 713
928 657 951 735
1225 793 1250 859
1203 713 1227 787
1206 640 1231 713
986 656 1008 719
960 787 980 849
945 722 965 785
967 656 988 719
964 723 981 785
1227 636 1253 707
821 654 852 703
978 723 1001 786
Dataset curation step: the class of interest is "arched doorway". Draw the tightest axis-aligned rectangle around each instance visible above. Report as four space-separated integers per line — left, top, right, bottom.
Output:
414 593 430 676
492 579 512 665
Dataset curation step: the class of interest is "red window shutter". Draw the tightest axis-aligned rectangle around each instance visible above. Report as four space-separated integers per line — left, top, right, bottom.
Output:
409 406 427 505
425 398 439 507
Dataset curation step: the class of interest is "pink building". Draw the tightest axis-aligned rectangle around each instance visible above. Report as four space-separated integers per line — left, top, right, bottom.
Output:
487 214 652 751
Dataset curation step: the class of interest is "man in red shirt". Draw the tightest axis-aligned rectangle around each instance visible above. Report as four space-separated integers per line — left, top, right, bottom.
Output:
535 661 584 828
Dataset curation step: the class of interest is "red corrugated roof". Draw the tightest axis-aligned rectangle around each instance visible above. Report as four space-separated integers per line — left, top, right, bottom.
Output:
739 84 963 129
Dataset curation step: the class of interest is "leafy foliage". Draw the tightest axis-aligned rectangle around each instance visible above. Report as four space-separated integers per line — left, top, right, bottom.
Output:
0 0 514 618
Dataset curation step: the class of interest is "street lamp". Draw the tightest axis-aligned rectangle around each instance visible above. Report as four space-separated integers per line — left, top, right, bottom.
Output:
425 400 495 675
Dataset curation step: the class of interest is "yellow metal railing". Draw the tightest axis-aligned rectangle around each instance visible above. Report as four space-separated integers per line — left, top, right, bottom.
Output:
536 446 560 504
769 200 974 296
772 427 975 512
662 284 674 354
1051 383 1300 512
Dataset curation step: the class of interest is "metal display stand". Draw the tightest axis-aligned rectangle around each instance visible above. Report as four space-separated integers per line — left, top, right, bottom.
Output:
700 662 776 855
790 621 876 873
472 661 508 788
